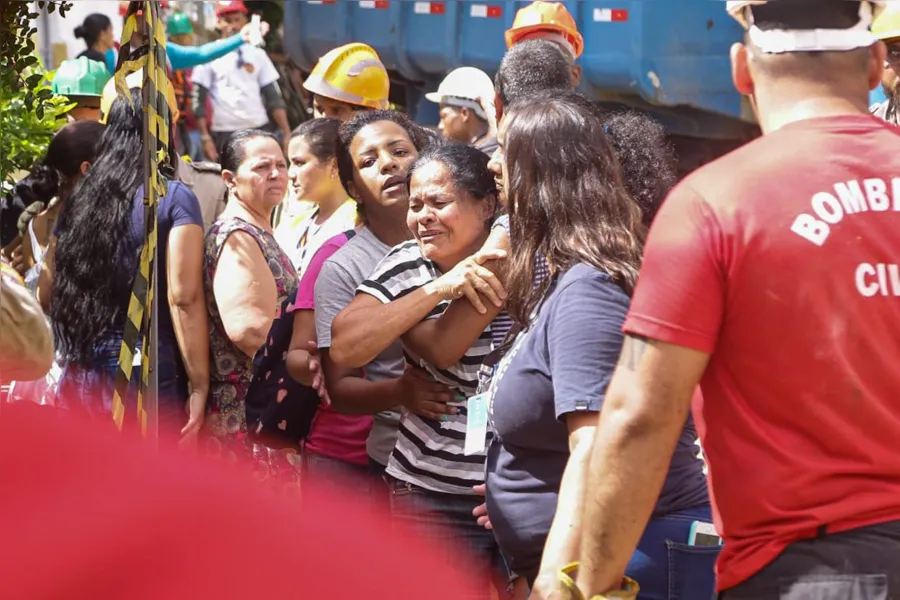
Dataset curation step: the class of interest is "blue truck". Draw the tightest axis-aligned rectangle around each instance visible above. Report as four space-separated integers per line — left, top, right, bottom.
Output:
281 0 884 172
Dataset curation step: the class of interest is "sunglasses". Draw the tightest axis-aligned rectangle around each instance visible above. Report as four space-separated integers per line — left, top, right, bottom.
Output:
887 43 900 64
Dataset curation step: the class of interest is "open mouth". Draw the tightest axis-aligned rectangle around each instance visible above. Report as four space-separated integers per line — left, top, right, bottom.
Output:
382 175 405 193
418 230 442 240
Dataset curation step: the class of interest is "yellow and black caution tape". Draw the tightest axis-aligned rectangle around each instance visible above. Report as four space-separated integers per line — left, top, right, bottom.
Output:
110 1 170 436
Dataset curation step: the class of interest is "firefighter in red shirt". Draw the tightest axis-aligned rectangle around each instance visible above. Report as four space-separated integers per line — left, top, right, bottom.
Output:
567 1 900 599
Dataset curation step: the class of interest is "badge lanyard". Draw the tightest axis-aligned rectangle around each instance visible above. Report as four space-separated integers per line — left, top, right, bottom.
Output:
466 273 559 454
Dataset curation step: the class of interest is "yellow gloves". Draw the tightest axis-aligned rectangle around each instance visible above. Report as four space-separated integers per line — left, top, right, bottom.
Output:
557 563 639 600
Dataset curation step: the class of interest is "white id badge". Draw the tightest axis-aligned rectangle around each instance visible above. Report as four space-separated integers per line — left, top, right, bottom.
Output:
464 393 489 456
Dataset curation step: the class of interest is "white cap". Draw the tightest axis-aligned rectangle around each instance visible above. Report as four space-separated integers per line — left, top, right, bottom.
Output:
726 0 886 54
425 67 495 120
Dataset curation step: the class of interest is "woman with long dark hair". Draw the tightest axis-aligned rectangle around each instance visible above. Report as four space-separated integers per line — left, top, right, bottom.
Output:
484 91 715 600
51 89 208 441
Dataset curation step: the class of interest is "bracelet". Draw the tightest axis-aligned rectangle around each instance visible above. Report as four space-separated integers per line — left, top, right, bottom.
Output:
201 134 213 142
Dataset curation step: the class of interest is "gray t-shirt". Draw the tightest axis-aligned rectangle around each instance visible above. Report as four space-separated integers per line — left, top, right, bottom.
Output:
484 263 709 580
314 227 404 466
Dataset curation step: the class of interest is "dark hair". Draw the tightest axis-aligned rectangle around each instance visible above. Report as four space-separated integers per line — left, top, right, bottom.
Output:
52 88 145 363
750 0 863 31
220 129 280 173
419 127 443 147
495 39 573 107
406 141 498 214
507 92 676 227
290 118 340 162
504 91 643 324
74 13 112 48
602 111 677 227
336 109 431 200
13 120 105 210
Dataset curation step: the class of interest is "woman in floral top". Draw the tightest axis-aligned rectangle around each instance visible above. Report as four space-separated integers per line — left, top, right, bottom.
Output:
203 129 299 490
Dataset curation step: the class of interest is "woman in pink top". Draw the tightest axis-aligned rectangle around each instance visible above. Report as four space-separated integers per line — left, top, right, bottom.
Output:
287 230 374 492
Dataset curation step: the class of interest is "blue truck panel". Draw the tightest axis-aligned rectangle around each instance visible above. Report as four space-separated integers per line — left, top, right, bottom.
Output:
284 0 759 141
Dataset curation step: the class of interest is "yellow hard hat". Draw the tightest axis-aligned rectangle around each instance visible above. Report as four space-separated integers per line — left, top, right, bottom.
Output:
506 2 584 59
100 68 180 125
873 2 900 41
303 43 390 110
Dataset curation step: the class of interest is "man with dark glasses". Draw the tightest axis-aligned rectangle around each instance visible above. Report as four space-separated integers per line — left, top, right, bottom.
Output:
872 3 899 124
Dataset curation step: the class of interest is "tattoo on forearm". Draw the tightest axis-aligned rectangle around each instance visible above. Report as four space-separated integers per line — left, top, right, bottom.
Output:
618 335 650 371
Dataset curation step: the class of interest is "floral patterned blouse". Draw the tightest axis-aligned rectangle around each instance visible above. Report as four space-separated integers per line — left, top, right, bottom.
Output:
202 216 298 478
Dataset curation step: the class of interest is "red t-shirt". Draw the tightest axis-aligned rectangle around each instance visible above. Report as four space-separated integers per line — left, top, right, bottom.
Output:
624 115 900 591
296 232 373 466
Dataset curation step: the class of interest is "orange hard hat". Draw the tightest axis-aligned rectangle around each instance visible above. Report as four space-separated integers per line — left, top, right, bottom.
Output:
505 1 584 59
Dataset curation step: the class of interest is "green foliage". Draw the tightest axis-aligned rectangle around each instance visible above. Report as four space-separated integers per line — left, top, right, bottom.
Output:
0 1 75 192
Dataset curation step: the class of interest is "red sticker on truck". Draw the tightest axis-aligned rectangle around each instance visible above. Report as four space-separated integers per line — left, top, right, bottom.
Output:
471 4 502 18
414 2 445 14
593 8 629 22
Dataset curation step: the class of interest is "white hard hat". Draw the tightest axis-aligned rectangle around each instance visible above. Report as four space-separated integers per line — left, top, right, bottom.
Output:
425 67 495 120
727 1 887 53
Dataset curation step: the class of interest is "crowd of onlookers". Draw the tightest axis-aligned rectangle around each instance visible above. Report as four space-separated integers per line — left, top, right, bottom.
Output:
2 1 900 599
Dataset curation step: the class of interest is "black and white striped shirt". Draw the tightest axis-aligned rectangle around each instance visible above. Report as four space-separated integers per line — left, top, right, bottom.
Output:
358 240 495 495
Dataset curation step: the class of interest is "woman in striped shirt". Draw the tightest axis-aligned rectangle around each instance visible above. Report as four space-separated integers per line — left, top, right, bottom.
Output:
330 142 509 597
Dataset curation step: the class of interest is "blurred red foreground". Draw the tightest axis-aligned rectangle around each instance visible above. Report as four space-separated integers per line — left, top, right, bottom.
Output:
0 403 479 599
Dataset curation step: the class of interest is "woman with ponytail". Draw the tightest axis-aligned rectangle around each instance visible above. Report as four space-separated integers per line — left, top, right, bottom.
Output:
51 88 209 442
74 14 115 71
16 121 105 305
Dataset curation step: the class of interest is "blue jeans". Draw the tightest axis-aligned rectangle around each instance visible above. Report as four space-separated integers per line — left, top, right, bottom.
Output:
302 451 376 498
624 504 720 600
57 343 133 426
156 343 189 440
57 340 187 438
386 475 508 599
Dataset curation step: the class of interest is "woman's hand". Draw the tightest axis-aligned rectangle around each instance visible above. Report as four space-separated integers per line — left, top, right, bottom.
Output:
425 249 508 314
9 239 26 277
530 572 563 600
202 137 219 162
472 483 492 530
476 94 498 136
306 340 331 406
180 389 207 446
398 365 457 420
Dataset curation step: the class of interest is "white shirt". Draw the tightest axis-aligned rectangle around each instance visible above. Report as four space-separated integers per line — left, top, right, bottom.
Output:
275 199 358 277
192 45 279 132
